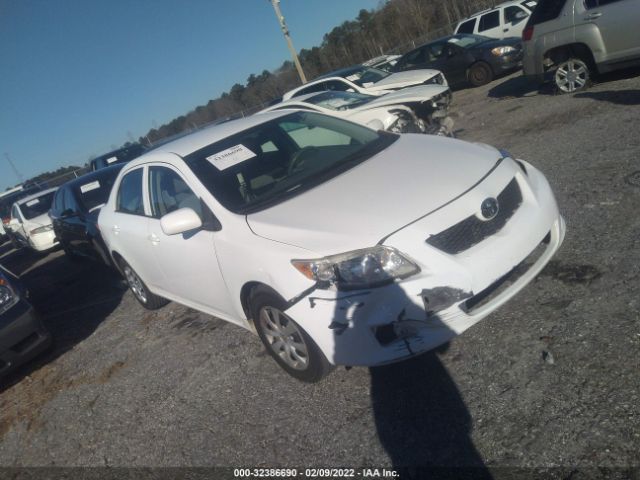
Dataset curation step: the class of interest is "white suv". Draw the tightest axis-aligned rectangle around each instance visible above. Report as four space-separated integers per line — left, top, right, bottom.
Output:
455 0 538 40
99 111 565 382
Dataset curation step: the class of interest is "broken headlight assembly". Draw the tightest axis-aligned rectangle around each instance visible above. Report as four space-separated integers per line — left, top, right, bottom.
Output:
424 73 445 85
292 246 420 290
388 109 421 134
0 272 19 315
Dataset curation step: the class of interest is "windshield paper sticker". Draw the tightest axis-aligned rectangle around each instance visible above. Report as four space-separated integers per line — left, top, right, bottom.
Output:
106 156 118 164
26 199 40 207
80 181 101 193
206 144 256 170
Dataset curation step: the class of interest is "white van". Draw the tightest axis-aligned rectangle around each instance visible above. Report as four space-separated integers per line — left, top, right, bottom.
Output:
454 0 538 40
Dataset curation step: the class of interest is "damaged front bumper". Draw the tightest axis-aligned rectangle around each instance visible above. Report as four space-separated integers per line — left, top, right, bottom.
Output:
284 159 565 367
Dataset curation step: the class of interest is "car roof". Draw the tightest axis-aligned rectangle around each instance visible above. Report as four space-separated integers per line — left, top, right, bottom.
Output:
15 187 58 206
59 164 125 191
133 110 291 159
464 0 535 19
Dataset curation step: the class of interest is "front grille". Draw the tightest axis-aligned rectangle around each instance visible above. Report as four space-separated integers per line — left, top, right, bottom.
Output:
426 177 522 255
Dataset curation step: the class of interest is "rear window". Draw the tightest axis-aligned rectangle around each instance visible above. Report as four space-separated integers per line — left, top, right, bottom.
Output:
457 18 477 34
0 188 42 219
527 0 567 25
75 167 123 212
19 191 56 220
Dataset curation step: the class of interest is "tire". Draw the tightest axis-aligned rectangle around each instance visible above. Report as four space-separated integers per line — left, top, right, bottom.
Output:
554 58 590 94
119 259 169 310
467 61 494 87
250 287 333 383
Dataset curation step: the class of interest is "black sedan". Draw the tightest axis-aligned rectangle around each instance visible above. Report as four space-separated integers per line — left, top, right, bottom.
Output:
392 34 523 87
49 164 124 267
0 264 51 377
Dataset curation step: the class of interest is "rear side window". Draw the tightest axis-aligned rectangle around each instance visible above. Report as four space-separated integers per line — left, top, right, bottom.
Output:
479 11 500 31
527 0 567 25
457 18 477 34
116 169 145 215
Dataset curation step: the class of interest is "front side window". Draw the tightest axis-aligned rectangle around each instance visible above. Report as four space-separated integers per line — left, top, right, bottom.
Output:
19 191 56 220
148 167 201 219
116 168 145 215
184 112 396 214
457 18 477 34
505 5 529 23
479 11 500 31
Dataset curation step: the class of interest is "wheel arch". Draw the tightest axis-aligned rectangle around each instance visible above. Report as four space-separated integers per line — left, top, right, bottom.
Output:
240 281 287 326
544 43 597 73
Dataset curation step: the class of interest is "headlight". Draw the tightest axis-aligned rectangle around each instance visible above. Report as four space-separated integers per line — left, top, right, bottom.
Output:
491 46 516 56
30 225 53 235
292 245 420 290
0 273 19 314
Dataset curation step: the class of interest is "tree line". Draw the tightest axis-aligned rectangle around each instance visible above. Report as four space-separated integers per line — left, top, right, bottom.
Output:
138 0 495 146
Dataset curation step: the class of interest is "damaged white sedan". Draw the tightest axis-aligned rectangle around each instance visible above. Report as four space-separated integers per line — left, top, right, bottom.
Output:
260 87 453 136
99 111 565 382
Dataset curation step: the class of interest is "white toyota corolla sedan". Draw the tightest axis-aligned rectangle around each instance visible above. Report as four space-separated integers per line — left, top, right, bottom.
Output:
99 111 565 382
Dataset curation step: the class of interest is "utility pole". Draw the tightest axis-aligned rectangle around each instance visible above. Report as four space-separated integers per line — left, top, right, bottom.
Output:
4 152 24 185
269 0 307 84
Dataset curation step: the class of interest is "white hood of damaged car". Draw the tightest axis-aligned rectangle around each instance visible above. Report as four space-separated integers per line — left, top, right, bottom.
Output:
247 135 501 255
366 69 442 92
358 85 450 109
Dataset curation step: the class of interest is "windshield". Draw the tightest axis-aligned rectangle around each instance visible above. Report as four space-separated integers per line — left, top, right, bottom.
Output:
447 34 491 48
20 191 56 219
340 66 390 86
0 188 42 220
306 91 375 111
184 112 397 214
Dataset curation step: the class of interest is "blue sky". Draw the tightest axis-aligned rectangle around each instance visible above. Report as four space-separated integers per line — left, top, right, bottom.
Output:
0 0 380 190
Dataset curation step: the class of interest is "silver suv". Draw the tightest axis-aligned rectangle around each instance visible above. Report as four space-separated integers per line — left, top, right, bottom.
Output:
522 0 640 93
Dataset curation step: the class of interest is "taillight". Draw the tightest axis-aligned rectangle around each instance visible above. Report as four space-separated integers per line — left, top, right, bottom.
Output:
522 25 534 42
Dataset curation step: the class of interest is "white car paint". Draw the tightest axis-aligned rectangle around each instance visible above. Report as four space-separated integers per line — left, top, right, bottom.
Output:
99 111 565 378
454 0 537 40
282 68 447 101
260 85 451 133
10 188 59 252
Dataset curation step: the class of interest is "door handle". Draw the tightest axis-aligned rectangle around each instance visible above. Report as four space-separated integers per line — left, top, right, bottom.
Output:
112 225 120 235
148 233 160 245
585 12 602 20
503 28 509 32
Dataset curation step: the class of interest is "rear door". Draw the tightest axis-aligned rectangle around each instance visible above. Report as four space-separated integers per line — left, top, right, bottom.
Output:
145 164 234 317
580 0 640 62
110 167 163 286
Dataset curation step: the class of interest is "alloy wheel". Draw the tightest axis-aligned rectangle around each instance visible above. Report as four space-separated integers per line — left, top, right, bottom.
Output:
555 59 589 93
124 265 147 304
259 306 309 371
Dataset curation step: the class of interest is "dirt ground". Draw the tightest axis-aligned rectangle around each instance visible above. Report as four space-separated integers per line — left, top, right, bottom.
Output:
1 68 639 476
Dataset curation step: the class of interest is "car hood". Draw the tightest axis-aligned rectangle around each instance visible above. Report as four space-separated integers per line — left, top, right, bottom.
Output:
357 85 450 109
246 135 501 255
366 69 442 91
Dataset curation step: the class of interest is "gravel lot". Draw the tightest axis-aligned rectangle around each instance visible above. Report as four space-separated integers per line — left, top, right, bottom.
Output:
1 69 639 475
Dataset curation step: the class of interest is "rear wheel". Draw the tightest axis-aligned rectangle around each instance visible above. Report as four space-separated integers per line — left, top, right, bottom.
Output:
467 62 494 87
251 288 333 382
120 259 168 310
554 58 590 93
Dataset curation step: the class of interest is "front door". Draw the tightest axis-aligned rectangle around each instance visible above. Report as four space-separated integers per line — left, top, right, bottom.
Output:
145 164 234 318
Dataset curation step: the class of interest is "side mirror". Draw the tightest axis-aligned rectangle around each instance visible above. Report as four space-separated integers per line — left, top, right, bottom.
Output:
160 208 202 235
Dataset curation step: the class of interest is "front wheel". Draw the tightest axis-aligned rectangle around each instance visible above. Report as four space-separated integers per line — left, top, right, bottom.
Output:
467 62 494 87
251 288 333 383
119 259 168 310
554 58 590 93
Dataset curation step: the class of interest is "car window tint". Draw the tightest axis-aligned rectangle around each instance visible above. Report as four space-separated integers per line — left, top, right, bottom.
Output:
11 205 20 220
324 80 350 92
292 83 327 98
148 167 201 219
427 42 447 61
76 170 121 212
528 0 567 24
457 18 477 33
19 191 56 220
479 10 500 31
116 169 145 215
505 5 528 23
